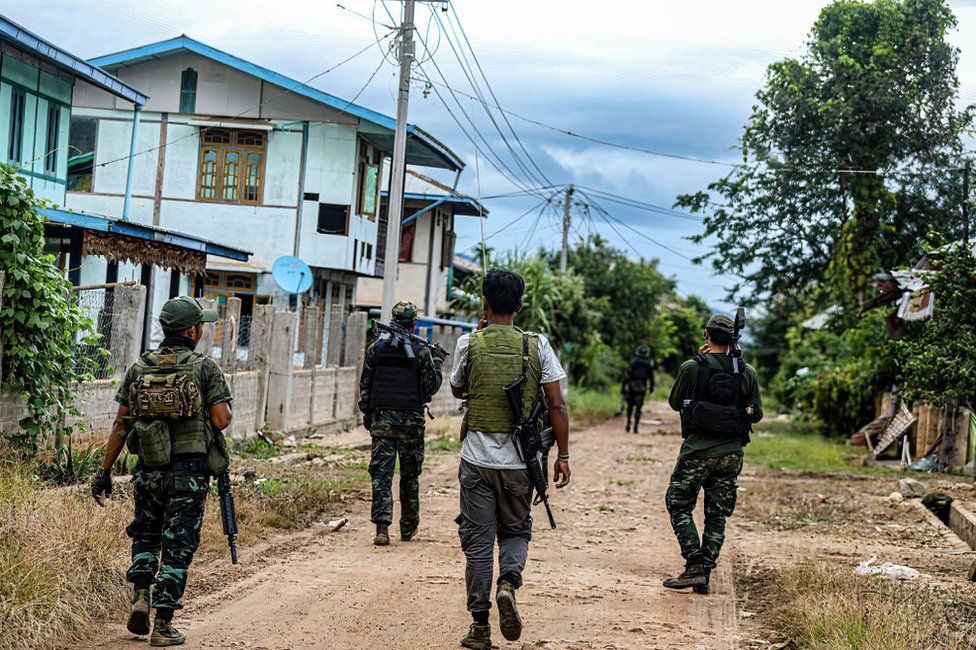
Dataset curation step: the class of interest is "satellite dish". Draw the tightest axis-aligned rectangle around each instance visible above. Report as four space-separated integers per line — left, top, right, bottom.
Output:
271 256 313 294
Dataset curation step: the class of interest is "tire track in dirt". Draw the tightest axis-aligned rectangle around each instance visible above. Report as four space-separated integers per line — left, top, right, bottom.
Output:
83 404 737 649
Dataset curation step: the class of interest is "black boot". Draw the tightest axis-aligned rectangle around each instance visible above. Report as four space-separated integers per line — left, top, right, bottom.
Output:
625 417 631 432
663 563 709 591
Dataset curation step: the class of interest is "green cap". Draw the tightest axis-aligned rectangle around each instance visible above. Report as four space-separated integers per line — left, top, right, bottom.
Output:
159 296 218 332
705 314 735 334
392 300 418 323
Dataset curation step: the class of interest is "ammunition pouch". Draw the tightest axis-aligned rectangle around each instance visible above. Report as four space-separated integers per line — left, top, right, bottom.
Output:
130 419 172 467
205 425 231 476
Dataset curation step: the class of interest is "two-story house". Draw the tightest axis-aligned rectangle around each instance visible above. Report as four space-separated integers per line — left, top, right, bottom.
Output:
0 16 250 348
67 35 464 331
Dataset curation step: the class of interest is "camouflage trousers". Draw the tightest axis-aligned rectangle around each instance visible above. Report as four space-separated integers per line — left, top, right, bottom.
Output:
369 426 426 533
126 469 209 613
664 452 743 569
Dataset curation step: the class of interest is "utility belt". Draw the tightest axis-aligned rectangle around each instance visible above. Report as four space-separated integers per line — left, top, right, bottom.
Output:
136 456 206 474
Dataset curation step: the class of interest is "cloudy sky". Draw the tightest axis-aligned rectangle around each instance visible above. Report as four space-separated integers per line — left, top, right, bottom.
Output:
8 0 976 305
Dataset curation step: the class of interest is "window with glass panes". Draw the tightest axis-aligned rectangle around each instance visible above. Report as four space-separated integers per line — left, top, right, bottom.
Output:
197 129 266 204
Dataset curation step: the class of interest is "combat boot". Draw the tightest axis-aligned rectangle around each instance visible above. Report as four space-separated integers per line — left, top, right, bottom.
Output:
625 417 631 432
663 563 709 591
374 524 390 546
495 581 523 641
149 618 186 647
633 422 640 434
400 526 417 542
460 623 491 650
126 587 151 635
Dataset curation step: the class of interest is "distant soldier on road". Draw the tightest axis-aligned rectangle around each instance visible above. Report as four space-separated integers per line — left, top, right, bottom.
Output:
91 296 233 647
450 269 571 650
663 314 762 595
621 344 656 433
359 300 446 546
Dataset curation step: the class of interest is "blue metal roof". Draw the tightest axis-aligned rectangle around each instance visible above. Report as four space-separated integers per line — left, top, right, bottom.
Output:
382 190 488 217
89 35 463 171
0 15 148 106
39 207 250 262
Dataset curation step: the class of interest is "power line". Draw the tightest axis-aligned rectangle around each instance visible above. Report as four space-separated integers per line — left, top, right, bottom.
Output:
579 189 694 261
577 186 705 222
439 4 554 187
417 75 970 179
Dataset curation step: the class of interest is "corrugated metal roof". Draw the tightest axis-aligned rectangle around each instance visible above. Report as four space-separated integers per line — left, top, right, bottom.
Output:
39 207 250 261
0 15 148 105
88 35 463 171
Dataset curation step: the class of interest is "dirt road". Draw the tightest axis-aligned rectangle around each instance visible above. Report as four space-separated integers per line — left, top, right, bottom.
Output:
92 405 738 649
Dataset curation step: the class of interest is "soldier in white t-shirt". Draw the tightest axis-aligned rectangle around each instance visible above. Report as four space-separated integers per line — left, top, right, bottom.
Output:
449 269 571 650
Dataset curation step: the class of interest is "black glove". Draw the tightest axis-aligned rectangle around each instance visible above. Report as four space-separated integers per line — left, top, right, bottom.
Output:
363 412 373 431
91 467 112 506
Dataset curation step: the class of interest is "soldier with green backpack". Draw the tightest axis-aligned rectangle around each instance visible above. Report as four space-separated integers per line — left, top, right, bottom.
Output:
449 269 572 650
91 296 233 647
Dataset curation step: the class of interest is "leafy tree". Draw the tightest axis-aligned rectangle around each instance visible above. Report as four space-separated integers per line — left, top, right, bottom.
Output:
0 165 99 454
677 0 973 309
559 236 676 361
896 242 976 407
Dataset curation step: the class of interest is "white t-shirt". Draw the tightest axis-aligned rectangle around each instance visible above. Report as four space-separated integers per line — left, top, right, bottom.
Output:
450 330 566 470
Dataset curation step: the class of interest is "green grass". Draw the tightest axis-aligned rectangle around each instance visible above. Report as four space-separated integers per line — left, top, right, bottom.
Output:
567 386 620 425
747 420 895 475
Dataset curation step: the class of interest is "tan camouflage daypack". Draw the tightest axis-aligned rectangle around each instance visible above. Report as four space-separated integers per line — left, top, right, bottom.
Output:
129 371 201 420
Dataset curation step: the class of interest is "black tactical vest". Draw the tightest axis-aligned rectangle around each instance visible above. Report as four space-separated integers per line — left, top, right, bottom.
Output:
682 356 748 439
368 336 425 412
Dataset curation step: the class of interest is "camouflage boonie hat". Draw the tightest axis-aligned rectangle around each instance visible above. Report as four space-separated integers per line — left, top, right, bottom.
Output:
635 344 651 358
705 314 735 334
391 300 418 323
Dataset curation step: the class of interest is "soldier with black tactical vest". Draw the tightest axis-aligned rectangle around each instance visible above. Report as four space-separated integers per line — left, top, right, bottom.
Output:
90 296 233 647
359 300 446 546
663 314 762 595
621 344 656 433
449 269 571 650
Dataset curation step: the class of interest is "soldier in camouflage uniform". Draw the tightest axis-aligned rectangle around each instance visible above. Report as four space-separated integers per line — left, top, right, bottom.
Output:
663 314 761 595
621 344 655 433
359 301 446 546
91 296 233 647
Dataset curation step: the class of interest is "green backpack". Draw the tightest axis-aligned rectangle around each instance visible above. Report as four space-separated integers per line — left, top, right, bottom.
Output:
125 348 225 471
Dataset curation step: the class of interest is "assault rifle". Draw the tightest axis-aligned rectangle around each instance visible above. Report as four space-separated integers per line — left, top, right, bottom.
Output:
503 376 557 529
217 472 239 565
730 307 746 376
371 321 449 362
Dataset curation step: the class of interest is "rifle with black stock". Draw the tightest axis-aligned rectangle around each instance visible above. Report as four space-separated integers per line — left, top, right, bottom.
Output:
729 306 756 441
217 471 239 565
371 320 449 362
503 376 557 529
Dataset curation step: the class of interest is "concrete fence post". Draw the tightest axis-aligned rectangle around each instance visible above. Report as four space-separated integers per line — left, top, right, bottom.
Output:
302 306 320 370
313 308 326 367
197 298 216 356
109 284 146 379
326 304 344 367
344 311 368 370
220 297 241 373
265 310 297 431
251 304 275 431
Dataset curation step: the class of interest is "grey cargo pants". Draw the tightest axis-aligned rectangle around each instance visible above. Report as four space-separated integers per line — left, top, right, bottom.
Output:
456 458 533 614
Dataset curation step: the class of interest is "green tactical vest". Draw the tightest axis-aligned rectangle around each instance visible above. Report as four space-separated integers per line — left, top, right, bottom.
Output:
465 325 542 433
127 347 210 458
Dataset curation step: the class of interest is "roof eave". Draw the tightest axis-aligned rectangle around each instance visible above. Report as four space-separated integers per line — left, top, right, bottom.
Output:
0 15 148 105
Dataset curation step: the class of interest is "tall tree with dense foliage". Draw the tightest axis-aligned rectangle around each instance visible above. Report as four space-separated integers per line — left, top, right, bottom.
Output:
677 0 973 309
0 165 99 454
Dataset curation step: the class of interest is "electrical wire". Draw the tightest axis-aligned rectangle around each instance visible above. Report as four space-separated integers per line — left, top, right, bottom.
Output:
577 186 705 222
579 189 694 261
436 5 553 188
418 74 971 179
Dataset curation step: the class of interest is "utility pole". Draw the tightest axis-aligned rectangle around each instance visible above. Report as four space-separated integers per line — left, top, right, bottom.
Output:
963 160 971 247
380 0 416 323
560 184 574 273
